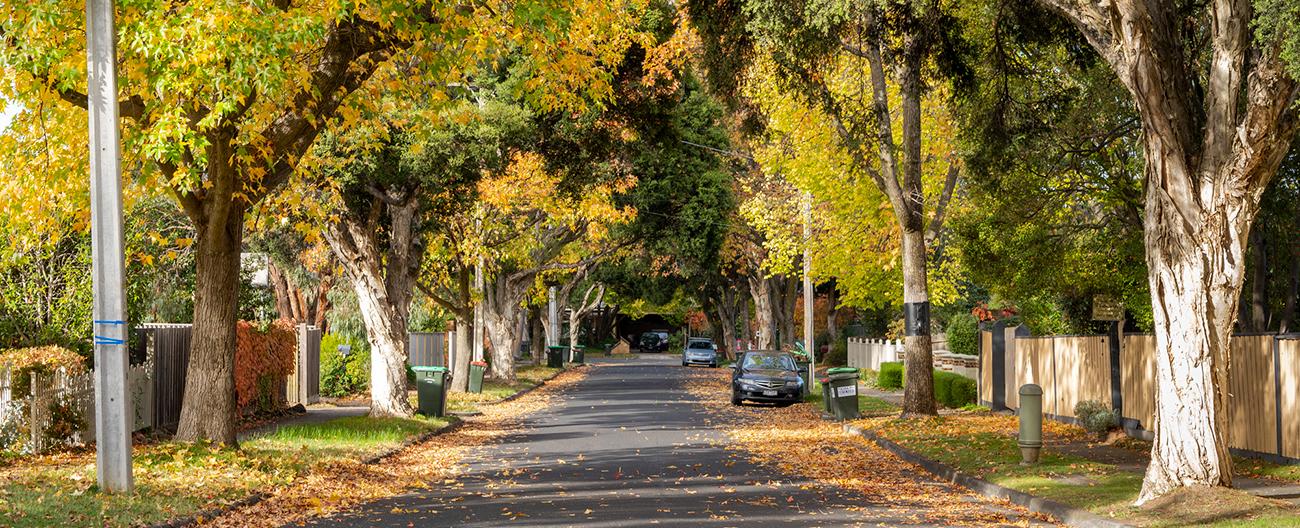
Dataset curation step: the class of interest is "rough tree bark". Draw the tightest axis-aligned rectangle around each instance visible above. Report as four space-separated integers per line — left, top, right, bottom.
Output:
324 192 422 418
174 162 245 442
747 273 776 349
711 283 741 360
167 19 395 444
449 317 473 392
1037 0 1299 503
481 273 523 381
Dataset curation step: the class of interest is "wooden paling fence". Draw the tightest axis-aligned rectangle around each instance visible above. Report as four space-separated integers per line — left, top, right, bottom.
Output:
980 327 1300 462
2 322 324 453
408 332 448 368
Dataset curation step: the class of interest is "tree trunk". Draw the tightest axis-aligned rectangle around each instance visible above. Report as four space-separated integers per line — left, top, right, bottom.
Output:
740 291 751 351
1138 224 1241 502
175 199 244 444
449 316 473 392
530 307 546 364
269 262 295 321
777 275 798 348
713 285 739 360
482 275 520 380
899 227 936 416
1280 254 1297 333
826 286 839 339
1249 228 1269 331
747 274 775 349
324 196 421 418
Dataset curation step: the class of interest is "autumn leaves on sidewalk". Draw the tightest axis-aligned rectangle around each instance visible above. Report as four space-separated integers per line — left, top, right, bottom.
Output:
0 367 589 528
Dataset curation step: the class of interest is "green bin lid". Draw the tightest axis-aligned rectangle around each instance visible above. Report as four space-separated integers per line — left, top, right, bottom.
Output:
826 367 859 374
547 345 567 350
411 366 449 372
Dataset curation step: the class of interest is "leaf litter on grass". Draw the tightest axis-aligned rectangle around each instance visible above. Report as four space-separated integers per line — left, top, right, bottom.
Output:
681 368 1053 527
204 367 591 527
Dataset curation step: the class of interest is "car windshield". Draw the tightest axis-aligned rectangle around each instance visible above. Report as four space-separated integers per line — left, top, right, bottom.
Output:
742 353 795 371
687 341 712 349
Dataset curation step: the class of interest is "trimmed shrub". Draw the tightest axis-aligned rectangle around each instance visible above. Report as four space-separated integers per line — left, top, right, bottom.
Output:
1075 400 1118 434
947 376 977 408
824 339 848 366
0 346 86 396
933 370 954 406
320 333 370 398
945 313 979 356
235 320 297 413
877 362 904 389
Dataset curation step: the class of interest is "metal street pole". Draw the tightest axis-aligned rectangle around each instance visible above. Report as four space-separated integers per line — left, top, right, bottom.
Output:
548 287 558 347
87 0 132 493
473 255 484 363
802 192 816 382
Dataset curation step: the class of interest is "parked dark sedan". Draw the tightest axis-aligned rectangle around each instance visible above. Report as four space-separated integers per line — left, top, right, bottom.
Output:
730 351 804 406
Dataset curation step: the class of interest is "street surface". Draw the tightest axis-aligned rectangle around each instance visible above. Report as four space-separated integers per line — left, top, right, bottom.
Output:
296 355 1045 527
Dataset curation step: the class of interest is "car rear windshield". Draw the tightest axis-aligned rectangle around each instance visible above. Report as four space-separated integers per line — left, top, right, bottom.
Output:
742 353 796 371
687 341 713 349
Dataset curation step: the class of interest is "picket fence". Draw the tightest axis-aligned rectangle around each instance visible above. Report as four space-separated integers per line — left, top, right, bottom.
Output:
2 322 321 454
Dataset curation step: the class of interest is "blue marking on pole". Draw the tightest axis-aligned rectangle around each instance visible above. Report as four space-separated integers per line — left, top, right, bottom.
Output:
94 336 125 345
94 320 126 325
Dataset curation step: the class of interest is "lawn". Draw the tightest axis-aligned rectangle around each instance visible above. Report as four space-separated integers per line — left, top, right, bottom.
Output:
0 415 450 528
853 413 1300 527
438 364 562 413
806 381 898 416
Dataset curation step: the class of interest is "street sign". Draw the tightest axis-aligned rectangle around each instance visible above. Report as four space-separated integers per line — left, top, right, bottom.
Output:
1092 295 1124 321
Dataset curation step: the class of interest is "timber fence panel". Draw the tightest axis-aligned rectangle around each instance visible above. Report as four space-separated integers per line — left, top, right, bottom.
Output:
1120 334 1157 430
979 331 993 404
1279 338 1300 459
140 324 192 432
1015 338 1056 416
1227 335 1277 454
409 332 448 368
1052 336 1111 419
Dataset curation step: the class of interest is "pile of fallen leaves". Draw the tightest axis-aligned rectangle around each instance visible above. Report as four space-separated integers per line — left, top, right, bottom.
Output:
682 368 1052 527
204 367 590 527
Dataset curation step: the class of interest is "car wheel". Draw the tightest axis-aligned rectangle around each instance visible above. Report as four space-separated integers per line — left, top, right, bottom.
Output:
731 393 742 406
710 363 717 368
681 362 687 367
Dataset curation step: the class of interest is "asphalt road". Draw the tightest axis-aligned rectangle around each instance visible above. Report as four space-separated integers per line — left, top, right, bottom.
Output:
294 355 1035 527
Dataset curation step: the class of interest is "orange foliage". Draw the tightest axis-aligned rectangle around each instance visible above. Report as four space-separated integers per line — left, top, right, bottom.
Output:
0 345 86 396
235 320 297 412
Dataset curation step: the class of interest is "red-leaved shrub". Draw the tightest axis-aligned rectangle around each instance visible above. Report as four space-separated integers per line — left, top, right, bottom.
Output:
235 320 296 413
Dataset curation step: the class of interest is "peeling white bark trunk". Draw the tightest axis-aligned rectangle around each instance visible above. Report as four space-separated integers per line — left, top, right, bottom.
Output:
748 274 776 349
449 318 472 393
482 274 521 380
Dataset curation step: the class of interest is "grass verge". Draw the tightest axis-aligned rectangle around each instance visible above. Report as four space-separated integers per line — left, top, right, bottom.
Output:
806 381 899 416
0 414 449 528
442 364 563 413
853 412 1300 527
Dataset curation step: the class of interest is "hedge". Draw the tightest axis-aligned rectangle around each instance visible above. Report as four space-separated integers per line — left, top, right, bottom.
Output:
877 362 904 389
945 313 979 356
882 363 977 408
235 320 297 413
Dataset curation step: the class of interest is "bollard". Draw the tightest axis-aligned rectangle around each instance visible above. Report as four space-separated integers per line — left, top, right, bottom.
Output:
1018 384 1043 465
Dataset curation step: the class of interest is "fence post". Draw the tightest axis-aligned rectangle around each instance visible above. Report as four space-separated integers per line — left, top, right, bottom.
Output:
1108 321 1123 418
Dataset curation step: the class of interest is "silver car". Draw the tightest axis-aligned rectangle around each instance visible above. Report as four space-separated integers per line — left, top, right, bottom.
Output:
682 338 718 367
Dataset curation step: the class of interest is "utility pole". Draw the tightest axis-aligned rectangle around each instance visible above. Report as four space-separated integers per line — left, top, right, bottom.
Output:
473 254 484 363
548 286 559 347
802 192 816 382
87 0 132 493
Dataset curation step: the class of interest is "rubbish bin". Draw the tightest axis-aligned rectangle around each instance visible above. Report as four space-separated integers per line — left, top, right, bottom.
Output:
412 366 450 418
820 377 833 412
570 346 585 365
468 361 486 394
796 361 811 396
546 346 565 369
825 367 861 420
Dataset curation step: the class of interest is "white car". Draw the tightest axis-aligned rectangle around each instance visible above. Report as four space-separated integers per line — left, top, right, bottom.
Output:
682 338 719 367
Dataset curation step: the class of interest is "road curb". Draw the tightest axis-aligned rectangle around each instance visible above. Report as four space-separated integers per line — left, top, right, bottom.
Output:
843 424 1133 528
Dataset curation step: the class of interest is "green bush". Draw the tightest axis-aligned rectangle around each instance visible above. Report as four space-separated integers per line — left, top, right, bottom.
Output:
877 362 904 389
933 370 954 405
1075 400 1118 434
824 338 848 366
947 376 977 408
945 313 979 356
320 334 370 398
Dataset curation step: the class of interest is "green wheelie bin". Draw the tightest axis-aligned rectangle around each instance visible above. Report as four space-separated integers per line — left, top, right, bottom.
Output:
546 346 565 369
468 361 487 394
412 366 450 417
570 346 585 365
824 367 861 420
796 361 811 396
